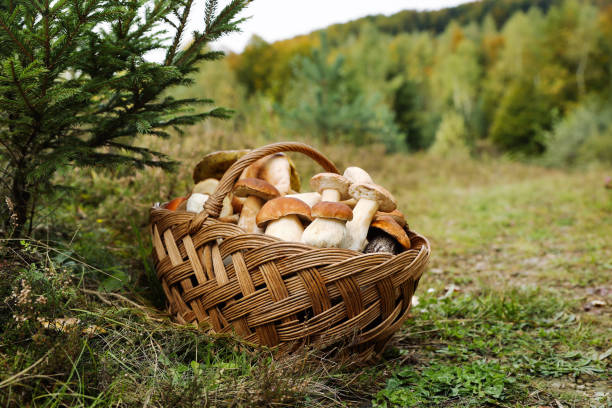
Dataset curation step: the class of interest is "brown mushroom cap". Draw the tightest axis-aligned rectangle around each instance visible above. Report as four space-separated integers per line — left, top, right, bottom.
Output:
370 216 411 249
192 149 250 183
376 209 407 228
349 183 397 212
256 197 312 227
311 201 353 221
233 178 280 200
310 173 350 199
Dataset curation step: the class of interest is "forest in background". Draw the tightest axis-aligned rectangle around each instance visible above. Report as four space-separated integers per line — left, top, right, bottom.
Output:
179 0 612 166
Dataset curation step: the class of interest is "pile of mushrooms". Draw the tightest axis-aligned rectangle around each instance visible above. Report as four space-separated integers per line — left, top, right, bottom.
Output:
162 152 411 255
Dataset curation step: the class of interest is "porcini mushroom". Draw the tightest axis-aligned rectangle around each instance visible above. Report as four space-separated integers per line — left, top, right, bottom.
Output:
343 167 373 185
258 153 300 195
341 183 397 251
164 196 187 211
192 149 250 183
375 209 408 229
302 202 353 248
310 173 350 202
235 153 301 210
186 193 209 213
364 215 411 254
256 197 312 242
233 178 280 234
192 178 219 195
187 178 232 216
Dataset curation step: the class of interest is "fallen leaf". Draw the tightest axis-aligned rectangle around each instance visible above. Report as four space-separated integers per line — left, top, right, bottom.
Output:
583 299 607 311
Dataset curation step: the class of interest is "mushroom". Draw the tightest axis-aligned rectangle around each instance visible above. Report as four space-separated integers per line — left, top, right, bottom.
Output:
187 178 232 216
258 153 301 195
192 149 250 183
164 196 187 211
364 215 411 254
231 195 244 214
256 197 312 242
340 198 357 209
310 173 350 202
176 198 188 211
192 178 219 195
234 153 301 211
186 193 209 213
302 202 353 248
286 192 321 207
375 209 408 229
233 178 280 234
343 166 373 185
341 183 397 251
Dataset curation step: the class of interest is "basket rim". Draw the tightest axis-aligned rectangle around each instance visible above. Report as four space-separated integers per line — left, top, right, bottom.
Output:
149 204 431 259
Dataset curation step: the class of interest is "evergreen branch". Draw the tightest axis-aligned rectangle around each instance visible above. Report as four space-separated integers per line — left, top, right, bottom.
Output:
127 0 171 42
9 60 38 117
175 0 251 67
76 151 176 170
105 141 173 159
205 0 218 31
48 1 98 71
0 13 34 61
0 133 21 163
165 0 194 66
43 0 50 67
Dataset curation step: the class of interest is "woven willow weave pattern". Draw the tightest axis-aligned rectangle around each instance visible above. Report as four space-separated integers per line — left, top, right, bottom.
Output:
149 142 430 354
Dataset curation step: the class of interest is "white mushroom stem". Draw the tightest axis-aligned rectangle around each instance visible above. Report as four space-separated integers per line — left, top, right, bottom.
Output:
342 198 379 251
238 196 264 234
286 192 321 207
302 218 346 248
186 193 209 213
320 189 340 202
220 195 233 218
265 215 304 242
260 155 292 195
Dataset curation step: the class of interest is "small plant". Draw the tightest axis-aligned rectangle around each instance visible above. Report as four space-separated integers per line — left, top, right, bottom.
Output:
2 241 79 332
374 360 518 407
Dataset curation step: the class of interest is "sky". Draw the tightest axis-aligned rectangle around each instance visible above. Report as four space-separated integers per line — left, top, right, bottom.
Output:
182 0 475 53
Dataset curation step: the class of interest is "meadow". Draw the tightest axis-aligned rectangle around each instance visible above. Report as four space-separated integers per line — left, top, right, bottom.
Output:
1 128 610 407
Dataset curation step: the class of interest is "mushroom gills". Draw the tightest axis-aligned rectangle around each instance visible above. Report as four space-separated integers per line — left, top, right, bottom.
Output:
364 229 399 254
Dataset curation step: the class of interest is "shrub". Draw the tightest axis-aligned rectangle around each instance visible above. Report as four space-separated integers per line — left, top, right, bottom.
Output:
543 98 612 166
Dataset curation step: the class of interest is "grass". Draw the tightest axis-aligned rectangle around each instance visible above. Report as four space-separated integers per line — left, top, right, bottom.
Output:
1 129 611 407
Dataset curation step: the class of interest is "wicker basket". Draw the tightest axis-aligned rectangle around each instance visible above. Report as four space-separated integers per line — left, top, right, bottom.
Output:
149 142 430 355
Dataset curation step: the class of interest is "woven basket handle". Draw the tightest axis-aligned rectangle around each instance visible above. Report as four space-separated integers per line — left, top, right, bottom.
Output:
204 142 339 218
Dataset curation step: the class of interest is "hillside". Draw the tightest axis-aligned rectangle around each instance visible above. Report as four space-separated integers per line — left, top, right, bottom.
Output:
324 0 560 38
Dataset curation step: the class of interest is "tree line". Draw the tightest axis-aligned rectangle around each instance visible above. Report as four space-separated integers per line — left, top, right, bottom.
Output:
220 0 612 162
